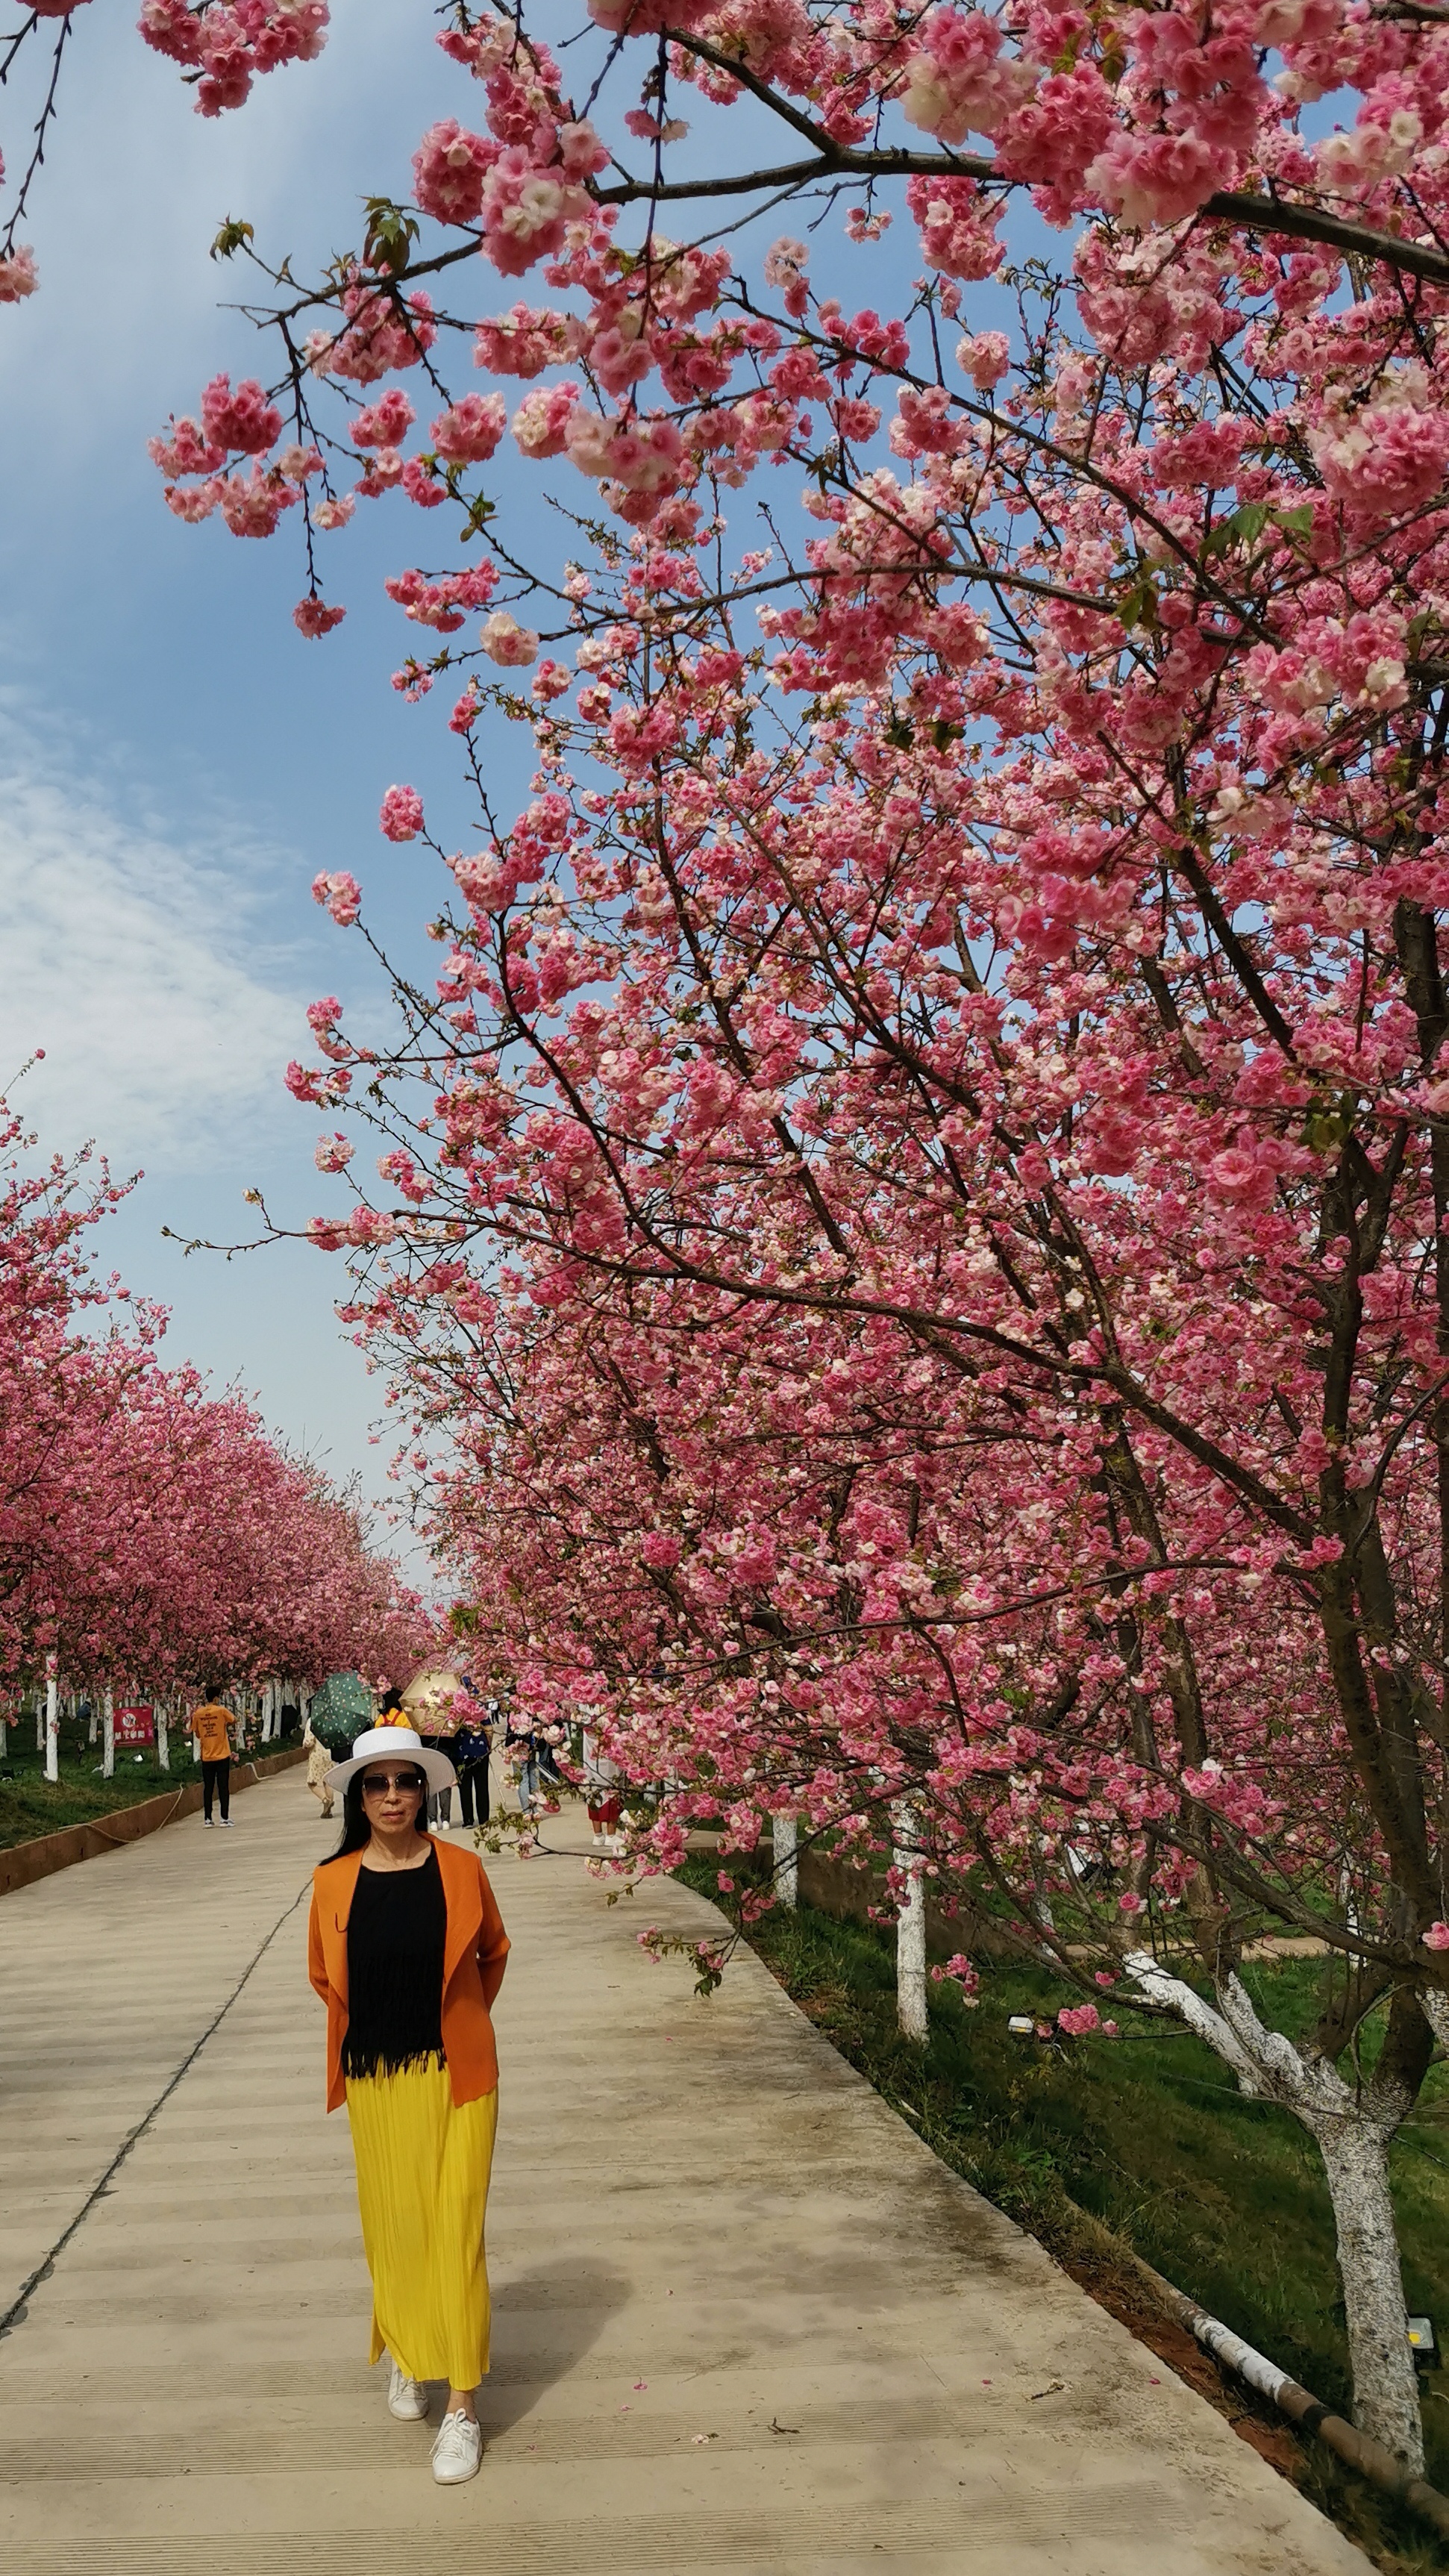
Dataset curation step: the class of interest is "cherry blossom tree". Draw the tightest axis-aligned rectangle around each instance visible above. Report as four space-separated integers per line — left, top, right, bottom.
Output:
48 0 1449 2469
46 1362 433 1704
318 648 1449 2462
0 1092 428 1718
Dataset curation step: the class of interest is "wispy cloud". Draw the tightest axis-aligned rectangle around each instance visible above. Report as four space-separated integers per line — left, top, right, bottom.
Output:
0 706 305 1171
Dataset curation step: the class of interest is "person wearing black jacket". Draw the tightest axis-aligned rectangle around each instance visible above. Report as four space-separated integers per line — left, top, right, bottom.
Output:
453 1695 493 1831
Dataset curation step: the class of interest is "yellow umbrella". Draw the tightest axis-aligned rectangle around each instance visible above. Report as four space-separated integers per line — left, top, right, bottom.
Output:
400 1665 467 1737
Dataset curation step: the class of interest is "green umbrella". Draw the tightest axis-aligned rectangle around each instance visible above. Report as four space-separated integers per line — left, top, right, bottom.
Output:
306 1672 375 1755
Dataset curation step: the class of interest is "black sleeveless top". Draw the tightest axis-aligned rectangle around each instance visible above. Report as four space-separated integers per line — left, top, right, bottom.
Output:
342 1843 447 2079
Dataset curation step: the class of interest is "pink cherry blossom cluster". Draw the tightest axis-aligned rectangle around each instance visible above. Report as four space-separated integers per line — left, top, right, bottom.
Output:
379 784 424 842
1056 2002 1101 2036
0 248 38 304
294 593 346 638
311 869 361 926
138 0 329 119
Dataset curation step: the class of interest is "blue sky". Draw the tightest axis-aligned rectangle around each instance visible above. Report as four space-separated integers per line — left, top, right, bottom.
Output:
0 3 486 1563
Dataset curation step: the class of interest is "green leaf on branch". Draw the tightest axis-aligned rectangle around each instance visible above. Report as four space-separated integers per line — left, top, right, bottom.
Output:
1205 501 1315 560
459 494 497 544
1204 502 1269 557
210 215 254 262
1115 574 1159 633
1304 1094 1353 1154
361 196 420 278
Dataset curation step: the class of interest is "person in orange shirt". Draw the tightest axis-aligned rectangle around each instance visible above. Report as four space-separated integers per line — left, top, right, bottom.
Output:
190 1692 237 1828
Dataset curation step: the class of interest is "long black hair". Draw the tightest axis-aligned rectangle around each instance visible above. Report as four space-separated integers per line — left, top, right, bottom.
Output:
331 1763 428 1859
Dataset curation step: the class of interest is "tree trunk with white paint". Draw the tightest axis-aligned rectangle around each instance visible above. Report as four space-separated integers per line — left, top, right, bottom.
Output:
43 1668 58 1784
1126 1951 1425 2471
101 1689 114 1780
772 1812 798 1908
34 1698 43 1752
87 1697 97 1745
892 1798 928 2041
1312 2113 1424 2469
157 1697 169 1773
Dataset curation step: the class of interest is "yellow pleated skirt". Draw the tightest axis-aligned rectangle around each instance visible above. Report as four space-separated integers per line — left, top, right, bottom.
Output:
344 2059 498 2389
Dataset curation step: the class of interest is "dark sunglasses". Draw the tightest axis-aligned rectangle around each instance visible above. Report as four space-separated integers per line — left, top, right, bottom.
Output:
360 1770 426 1795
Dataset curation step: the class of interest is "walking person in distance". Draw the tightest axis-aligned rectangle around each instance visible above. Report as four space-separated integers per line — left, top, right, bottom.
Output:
190 1688 237 1828
505 1701 539 1819
582 1719 622 1854
307 1722 510 2486
303 1710 334 1822
533 1716 566 1815
452 1689 493 1833
418 1719 455 1831
392 1677 457 1832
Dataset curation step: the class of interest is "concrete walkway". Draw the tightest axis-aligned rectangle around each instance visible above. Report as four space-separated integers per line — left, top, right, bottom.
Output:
0 1772 1371 2575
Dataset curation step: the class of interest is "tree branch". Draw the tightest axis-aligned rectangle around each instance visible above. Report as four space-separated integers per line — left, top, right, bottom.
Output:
593 146 1449 293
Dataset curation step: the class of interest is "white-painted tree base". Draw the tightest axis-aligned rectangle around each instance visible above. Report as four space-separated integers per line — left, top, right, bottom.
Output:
892 1798 928 2042
1125 1950 1425 2472
773 1812 798 1908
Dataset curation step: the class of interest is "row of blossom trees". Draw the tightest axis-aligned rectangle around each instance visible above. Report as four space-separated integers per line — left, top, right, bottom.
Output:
0 1100 427 1710
14 0 1449 2478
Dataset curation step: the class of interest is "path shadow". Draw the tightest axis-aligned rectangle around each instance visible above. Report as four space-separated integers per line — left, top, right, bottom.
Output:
438 2257 630 2435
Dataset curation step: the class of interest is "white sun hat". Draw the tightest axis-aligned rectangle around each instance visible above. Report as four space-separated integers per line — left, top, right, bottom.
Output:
326 1723 458 1797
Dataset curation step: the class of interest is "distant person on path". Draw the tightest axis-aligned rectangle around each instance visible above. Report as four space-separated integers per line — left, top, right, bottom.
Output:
504 1702 539 1817
307 1722 510 2489
386 1683 454 1833
419 1729 457 1833
581 1722 622 1854
303 1713 334 1822
533 1717 566 1814
190 1692 237 1828
420 1739 454 1831
451 1693 492 1833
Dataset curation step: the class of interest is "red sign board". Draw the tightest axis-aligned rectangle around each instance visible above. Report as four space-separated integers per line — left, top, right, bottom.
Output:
114 1704 154 1746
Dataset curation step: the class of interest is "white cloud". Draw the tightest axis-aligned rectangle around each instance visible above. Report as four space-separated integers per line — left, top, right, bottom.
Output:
0 708 305 1171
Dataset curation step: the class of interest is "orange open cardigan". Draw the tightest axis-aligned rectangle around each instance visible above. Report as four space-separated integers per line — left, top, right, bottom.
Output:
307 1839 510 2113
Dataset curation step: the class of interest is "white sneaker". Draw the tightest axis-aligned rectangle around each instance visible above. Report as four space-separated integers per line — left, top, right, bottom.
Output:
219 1818 234 1829
431 2409 482 2484
387 2360 429 2421
202 1817 215 1829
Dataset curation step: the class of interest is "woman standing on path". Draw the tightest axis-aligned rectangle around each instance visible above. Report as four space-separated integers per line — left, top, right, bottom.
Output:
307 1722 510 2486
302 1712 334 1821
